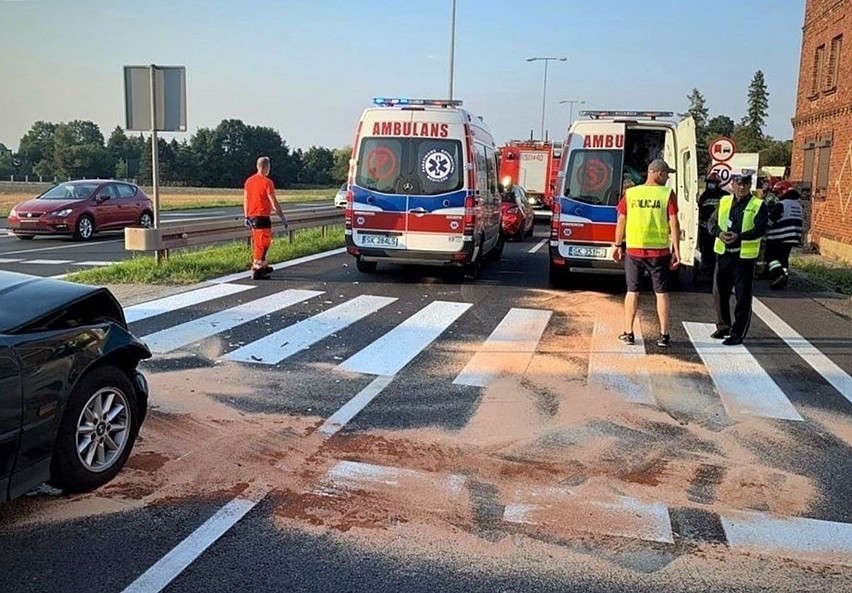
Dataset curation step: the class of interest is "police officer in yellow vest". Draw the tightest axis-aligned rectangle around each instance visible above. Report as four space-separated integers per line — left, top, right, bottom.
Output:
707 170 768 346
613 159 681 348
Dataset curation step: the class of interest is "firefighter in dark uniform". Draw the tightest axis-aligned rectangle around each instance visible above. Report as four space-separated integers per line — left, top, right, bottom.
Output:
707 170 768 346
697 172 728 275
764 180 804 290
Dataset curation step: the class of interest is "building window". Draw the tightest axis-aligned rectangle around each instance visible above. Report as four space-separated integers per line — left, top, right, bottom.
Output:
802 140 816 190
810 45 825 97
816 135 833 190
825 35 842 93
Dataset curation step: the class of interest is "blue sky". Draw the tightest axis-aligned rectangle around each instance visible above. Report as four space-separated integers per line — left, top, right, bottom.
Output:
0 0 805 152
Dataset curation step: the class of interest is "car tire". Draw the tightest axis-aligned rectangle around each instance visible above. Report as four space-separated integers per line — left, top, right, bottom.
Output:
356 257 377 273
549 262 568 288
489 232 505 260
74 214 94 241
49 365 141 494
139 211 153 227
14 234 35 240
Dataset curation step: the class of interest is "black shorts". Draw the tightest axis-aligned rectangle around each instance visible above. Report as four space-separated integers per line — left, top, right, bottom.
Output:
625 254 671 293
247 216 272 229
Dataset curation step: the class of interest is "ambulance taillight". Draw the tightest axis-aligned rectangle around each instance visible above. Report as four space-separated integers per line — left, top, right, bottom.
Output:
344 190 354 232
550 199 561 241
463 194 476 236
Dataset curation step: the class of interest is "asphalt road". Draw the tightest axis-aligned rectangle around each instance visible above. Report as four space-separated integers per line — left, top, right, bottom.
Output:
1 225 850 593
0 202 333 277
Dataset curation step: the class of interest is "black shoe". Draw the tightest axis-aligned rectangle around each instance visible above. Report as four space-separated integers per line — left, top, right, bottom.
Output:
618 332 635 345
722 335 743 346
710 328 730 339
656 334 671 348
770 274 788 290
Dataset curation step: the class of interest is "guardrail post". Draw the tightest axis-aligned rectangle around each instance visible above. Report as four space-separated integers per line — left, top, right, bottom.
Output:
289 230 295 244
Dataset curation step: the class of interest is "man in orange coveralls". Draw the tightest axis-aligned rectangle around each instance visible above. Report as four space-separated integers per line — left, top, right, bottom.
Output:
244 156 287 279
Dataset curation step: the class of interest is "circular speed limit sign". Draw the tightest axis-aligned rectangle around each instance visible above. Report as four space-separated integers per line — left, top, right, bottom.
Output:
709 162 732 187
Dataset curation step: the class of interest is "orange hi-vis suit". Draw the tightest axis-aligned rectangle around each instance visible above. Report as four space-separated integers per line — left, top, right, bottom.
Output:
244 172 275 263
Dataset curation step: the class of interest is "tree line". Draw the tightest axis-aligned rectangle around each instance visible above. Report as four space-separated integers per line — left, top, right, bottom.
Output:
0 119 351 188
681 70 792 175
0 71 791 187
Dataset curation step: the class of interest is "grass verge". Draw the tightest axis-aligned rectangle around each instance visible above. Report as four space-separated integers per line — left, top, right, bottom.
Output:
67 226 345 285
791 256 852 295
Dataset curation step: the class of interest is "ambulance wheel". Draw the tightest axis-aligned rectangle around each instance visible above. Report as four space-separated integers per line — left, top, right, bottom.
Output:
549 262 567 288
356 257 377 273
464 250 482 280
490 232 505 260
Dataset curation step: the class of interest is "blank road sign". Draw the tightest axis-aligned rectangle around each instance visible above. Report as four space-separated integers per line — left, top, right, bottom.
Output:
124 65 187 132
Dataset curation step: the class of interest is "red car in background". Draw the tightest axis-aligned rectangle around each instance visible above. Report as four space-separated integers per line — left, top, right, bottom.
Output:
7 180 153 241
501 185 535 240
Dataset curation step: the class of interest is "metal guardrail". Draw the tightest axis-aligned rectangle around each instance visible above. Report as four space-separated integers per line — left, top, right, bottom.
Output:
125 207 343 252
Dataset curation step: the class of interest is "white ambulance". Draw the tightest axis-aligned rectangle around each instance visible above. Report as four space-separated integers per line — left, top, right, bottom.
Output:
549 110 699 285
344 98 503 278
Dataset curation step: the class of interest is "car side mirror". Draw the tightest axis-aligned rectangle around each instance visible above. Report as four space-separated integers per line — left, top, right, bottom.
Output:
95 194 110 203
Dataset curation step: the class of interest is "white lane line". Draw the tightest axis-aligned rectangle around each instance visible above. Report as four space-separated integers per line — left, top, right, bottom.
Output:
318 375 394 436
72 260 115 266
209 247 347 284
454 308 552 387
3 239 122 256
0 257 23 263
502 488 674 544
120 495 263 593
588 316 655 405
25 258 74 265
528 238 548 253
721 511 852 567
754 298 852 406
124 284 255 324
225 295 397 364
683 322 803 421
339 300 472 376
142 289 323 354
318 460 466 496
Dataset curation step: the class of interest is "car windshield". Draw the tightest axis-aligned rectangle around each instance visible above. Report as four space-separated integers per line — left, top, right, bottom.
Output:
356 137 464 196
39 183 99 200
563 149 624 206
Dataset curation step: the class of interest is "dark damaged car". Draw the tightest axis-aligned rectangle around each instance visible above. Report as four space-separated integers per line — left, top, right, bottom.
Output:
0 271 151 503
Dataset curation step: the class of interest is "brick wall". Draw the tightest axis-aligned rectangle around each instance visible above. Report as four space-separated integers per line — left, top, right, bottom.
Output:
791 0 852 259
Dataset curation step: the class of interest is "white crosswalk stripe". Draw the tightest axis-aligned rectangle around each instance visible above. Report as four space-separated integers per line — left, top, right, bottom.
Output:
142 289 323 354
454 308 552 387
125 284 255 324
588 316 655 405
339 300 472 376
683 321 803 421
225 295 397 365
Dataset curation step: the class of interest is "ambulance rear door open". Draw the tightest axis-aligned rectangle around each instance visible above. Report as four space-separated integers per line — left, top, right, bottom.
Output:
674 116 698 267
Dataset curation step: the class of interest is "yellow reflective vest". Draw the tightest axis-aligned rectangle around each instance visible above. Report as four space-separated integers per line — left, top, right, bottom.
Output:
624 185 671 249
714 194 762 259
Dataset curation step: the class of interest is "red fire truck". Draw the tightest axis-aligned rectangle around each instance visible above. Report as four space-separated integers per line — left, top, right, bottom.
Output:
498 140 561 216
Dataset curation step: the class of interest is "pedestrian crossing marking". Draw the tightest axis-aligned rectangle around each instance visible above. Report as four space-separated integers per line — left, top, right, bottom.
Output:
683 322 804 421
588 317 655 405
0 258 23 263
754 298 852 406
319 375 393 436
454 308 552 387
26 259 73 265
339 300 472 376
125 284 255 324
142 289 323 354
224 295 397 365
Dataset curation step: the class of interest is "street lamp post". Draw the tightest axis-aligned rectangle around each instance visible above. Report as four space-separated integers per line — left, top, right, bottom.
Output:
448 0 456 100
559 99 586 127
527 56 566 140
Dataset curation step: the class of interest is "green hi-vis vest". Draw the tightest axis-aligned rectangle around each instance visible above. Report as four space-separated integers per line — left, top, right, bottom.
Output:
624 185 671 249
714 194 762 259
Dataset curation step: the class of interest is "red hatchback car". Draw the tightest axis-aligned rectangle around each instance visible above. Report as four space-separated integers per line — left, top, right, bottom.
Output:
7 180 153 241
501 185 535 240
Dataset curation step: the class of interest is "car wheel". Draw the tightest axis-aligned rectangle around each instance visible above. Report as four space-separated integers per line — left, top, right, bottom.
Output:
356 257 377 273
14 234 35 240
549 262 568 288
49 365 141 493
74 214 94 241
139 211 153 227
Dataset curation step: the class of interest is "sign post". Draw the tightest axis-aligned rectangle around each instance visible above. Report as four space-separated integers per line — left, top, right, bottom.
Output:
124 65 186 262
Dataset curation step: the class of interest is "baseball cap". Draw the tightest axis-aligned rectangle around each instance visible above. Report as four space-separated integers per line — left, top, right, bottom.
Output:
648 159 676 173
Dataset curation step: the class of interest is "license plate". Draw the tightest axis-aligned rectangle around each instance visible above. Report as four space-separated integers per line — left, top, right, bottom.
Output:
567 245 608 259
360 234 399 247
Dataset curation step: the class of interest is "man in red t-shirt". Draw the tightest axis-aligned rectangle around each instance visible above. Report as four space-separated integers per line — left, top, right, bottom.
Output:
612 159 681 348
244 156 286 279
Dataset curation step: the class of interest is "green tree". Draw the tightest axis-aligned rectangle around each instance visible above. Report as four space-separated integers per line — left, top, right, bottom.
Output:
0 146 16 178
331 146 352 183
17 121 58 176
705 115 735 141
732 124 764 153
681 88 711 173
300 146 335 185
742 70 769 138
52 120 111 179
760 139 792 169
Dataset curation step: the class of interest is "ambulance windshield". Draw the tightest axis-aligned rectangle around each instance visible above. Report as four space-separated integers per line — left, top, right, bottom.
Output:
563 149 624 206
356 137 464 195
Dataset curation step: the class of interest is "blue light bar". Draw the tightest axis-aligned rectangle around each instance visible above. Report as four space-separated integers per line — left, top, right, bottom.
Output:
372 97 464 108
580 110 674 120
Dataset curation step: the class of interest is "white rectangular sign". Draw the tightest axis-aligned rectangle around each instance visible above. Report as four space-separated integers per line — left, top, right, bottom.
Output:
124 65 187 132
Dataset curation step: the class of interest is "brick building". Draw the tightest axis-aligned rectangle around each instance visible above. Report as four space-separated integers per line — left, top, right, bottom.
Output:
791 0 852 262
